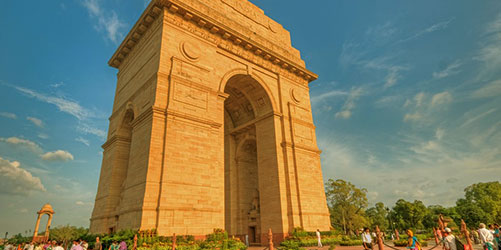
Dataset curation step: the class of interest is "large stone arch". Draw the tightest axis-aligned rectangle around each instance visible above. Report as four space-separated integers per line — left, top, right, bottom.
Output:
91 0 332 244
222 73 284 243
219 70 279 116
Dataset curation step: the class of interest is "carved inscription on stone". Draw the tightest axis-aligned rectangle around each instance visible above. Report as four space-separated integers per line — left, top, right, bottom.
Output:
173 81 208 110
171 57 210 85
293 122 313 141
290 104 312 122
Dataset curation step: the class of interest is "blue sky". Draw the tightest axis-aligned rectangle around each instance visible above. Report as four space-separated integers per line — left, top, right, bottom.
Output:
1 0 500 236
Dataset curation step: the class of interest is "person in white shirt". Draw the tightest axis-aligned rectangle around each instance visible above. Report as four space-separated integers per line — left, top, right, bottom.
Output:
5 243 13 250
444 228 457 250
53 242 64 250
362 228 373 250
316 229 322 248
479 223 495 250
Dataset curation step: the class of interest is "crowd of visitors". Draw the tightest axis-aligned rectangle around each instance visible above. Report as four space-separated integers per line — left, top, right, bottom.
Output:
354 222 500 250
478 223 500 250
2 238 127 250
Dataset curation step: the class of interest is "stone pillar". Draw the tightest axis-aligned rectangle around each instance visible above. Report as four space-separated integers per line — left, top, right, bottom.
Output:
33 214 42 237
45 214 53 237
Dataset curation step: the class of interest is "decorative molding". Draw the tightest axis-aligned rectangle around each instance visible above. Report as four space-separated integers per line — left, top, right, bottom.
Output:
166 109 222 128
102 135 132 150
281 141 321 155
108 0 317 83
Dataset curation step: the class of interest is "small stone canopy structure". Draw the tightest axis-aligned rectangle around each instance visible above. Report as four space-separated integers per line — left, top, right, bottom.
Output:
32 203 55 243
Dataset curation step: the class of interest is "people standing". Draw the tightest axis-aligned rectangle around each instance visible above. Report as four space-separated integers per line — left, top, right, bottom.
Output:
108 242 119 250
5 242 13 250
316 229 322 248
444 228 457 250
93 238 102 250
362 228 373 250
479 223 495 250
70 241 82 250
493 224 500 250
53 242 64 250
118 241 126 250
80 241 88 250
406 229 421 250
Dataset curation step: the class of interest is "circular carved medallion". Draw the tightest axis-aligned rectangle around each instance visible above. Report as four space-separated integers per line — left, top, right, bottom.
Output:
181 41 200 61
290 88 300 103
268 19 279 33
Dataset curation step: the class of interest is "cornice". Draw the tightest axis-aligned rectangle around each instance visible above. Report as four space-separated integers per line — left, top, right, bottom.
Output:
109 0 318 83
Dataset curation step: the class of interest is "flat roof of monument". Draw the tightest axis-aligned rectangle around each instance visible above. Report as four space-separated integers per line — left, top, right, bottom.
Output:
108 0 318 82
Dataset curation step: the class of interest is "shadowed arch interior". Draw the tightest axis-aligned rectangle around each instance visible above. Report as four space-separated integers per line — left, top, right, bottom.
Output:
224 74 274 244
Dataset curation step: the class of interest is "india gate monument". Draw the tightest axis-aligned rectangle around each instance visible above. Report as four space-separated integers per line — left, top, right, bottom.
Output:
90 0 331 244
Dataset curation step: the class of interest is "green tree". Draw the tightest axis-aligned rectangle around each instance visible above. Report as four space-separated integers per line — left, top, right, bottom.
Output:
422 205 460 230
391 199 427 230
456 181 501 225
325 179 368 235
49 225 88 246
366 202 389 230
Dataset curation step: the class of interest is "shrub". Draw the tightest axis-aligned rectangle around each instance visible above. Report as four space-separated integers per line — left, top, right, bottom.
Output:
279 239 304 250
339 240 362 246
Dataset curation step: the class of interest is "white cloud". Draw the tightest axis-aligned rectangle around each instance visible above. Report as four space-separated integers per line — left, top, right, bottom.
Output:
335 87 364 119
77 123 106 139
38 133 49 140
472 79 501 98
433 60 462 79
14 85 91 120
41 150 74 162
76 137 90 146
384 68 400 88
51 82 65 88
0 157 46 195
82 0 127 44
431 91 452 107
461 108 497 128
0 137 43 153
335 110 352 119
311 90 349 105
339 43 408 88
366 22 397 41
476 14 501 80
9 84 105 139
75 200 93 206
403 113 422 122
435 128 445 140
398 18 454 43
0 112 17 119
27 116 44 128
375 95 401 107
414 92 426 107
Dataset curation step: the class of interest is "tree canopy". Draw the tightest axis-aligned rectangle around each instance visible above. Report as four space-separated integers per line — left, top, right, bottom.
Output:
325 180 501 233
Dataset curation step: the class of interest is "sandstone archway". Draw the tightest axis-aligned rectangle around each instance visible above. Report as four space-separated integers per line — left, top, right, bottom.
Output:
90 0 331 244
223 74 276 243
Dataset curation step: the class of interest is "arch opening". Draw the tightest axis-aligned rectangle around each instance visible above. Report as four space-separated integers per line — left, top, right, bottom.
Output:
37 214 50 235
114 108 135 233
223 74 273 244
